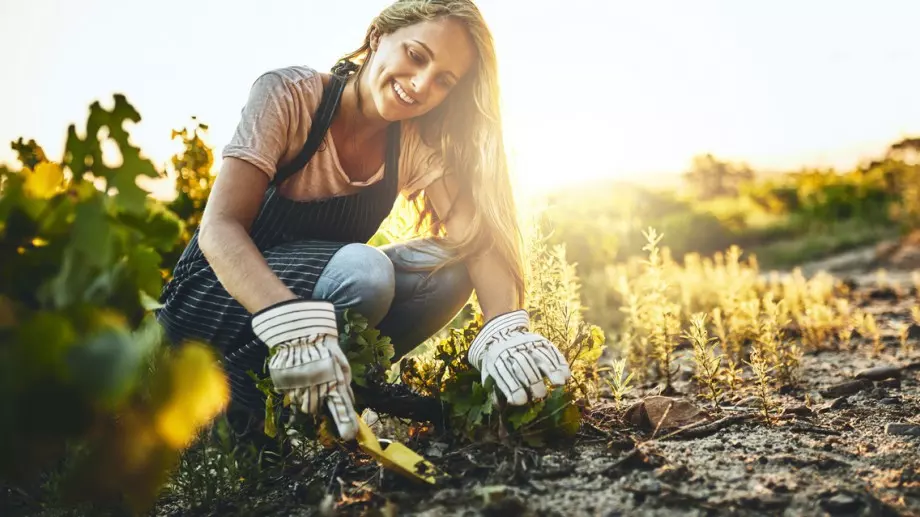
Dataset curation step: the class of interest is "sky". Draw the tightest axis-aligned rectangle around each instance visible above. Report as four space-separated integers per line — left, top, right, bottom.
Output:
2 0 919 197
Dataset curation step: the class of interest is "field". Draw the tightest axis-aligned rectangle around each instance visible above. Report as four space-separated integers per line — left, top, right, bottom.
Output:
3 97 920 517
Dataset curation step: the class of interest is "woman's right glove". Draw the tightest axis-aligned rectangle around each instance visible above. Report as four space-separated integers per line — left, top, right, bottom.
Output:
250 299 358 440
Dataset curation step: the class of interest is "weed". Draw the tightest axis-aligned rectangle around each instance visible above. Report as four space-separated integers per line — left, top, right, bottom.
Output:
684 313 723 404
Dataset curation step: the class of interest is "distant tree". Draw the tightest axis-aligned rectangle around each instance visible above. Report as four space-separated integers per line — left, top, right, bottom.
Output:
682 154 754 200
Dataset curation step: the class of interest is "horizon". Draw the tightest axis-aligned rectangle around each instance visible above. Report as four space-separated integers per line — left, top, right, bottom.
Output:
2 0 919 198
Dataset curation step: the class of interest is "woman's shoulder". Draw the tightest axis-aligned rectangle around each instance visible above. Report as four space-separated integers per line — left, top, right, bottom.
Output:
252 64 331 99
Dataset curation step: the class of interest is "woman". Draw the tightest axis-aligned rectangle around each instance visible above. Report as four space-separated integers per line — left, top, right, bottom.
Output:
156 0 571 441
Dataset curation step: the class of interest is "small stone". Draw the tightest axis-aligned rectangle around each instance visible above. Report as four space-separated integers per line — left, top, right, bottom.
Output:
425 442 449 458
885 423 920 436
820 379 872 398
878 378 901 390
633 478 662 494
781 405 814 417
869 387 889 399
829 397 851 410
879 397 901 405
855 366 901 381
909 323 920 340
758 455 768 465
821 493 862 514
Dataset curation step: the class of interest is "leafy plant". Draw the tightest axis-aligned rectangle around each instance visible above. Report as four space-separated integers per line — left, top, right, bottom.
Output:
0 95 228 512
684 313 723 403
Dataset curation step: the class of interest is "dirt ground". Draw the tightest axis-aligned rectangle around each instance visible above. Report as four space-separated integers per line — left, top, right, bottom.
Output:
149 256 920 517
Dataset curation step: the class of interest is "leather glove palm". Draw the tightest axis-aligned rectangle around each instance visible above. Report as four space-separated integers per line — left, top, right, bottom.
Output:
251 299 358 440
468 310 572 405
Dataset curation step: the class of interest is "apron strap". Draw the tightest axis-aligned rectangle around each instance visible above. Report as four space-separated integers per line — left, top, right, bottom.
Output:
271 69 348 187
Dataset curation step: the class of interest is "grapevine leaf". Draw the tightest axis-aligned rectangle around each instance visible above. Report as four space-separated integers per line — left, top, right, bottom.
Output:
23 163 64 199
72 196 112 267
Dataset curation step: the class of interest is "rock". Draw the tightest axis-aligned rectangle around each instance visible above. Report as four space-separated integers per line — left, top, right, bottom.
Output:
820 379 872 398
869 387 889 400
425 442 448 458
909 324 920 340
631 478 662 494
855 365 901 381
868 287 898 301
885 423 920 436
879 397 901 405
821 493 862 514
878 378 901 390
829 397 851 410
624 396 707 432
781 405 815 417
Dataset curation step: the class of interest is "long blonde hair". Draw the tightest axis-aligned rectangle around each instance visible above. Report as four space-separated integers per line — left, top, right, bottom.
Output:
338 0 525 307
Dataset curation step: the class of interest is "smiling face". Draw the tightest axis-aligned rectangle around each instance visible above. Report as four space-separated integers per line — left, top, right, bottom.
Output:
362 17 477 122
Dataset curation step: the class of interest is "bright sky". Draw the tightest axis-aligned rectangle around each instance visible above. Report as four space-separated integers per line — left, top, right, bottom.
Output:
2 0 919 197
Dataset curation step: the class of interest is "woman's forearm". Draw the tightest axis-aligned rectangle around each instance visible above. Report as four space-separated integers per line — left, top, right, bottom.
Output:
465 246 520 322
198 219 298 314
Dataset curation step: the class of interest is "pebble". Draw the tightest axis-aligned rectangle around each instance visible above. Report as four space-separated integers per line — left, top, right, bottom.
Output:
781 405 814 417
829 397 851 410
879 397 901 405
820 379 872 398
855 366 901 381
909 323 920 340
869 387 889 400
885 423 920 436
878 378 902 390
821 493 862 514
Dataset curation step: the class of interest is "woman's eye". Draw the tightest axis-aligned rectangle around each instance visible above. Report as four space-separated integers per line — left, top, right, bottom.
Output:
408 49 424 63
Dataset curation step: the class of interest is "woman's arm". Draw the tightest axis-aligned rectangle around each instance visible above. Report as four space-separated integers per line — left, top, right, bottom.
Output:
425 175 519 321
197 157 298 314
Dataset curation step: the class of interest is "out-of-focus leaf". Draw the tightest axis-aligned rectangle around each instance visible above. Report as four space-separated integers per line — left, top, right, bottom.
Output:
15 312 78 383
154 343 229 449
67 325 141 406
72 196 112 267
22 163 64 199
128 245 163 298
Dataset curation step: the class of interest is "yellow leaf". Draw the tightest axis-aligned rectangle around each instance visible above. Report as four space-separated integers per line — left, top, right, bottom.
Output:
23 162 63 199
155 343 229 449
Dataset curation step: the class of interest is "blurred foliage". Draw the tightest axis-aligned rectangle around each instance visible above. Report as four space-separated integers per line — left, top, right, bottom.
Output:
683 153 755 200
0 96 228 514
540 138 919 337
161 117 215 271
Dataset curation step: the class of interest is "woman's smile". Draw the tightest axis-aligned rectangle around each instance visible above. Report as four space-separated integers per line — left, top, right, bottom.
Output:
391 80 417 106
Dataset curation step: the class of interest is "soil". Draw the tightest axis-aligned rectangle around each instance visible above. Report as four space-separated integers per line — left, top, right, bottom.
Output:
150 259 920 517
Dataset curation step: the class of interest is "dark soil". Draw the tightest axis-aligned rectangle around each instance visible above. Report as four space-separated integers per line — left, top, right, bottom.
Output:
150 278 920 517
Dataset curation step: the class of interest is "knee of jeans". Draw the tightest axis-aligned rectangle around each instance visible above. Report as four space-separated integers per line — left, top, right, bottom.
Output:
321 243 395 326
433 260 473 303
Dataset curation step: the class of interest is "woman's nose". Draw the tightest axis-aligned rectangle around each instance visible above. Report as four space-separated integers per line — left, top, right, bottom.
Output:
410 70 435 99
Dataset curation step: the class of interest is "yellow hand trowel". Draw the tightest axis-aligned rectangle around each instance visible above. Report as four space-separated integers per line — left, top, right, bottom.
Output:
355 413 440 484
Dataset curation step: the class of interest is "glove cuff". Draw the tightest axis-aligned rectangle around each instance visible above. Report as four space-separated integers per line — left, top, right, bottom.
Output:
468 309 530 369
251 299 338 349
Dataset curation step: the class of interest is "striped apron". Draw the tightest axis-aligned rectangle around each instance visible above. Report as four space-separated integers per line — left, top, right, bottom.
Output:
155 69 403 411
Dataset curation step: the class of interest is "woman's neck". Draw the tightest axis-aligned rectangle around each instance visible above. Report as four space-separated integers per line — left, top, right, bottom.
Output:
336 72 390 145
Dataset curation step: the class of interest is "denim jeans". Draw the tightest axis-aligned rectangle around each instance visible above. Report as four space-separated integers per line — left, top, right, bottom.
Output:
310 238 474 359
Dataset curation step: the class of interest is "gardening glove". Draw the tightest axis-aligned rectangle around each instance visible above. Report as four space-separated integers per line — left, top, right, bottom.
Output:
250 299 359 441
468 309 572 406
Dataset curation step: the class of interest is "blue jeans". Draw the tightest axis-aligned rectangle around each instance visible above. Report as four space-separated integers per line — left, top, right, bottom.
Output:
310 238 474 359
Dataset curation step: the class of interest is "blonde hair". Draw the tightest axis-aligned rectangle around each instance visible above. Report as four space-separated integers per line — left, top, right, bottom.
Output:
338 0 525 307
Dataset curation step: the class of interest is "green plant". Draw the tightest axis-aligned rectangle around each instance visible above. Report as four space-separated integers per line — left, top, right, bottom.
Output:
746 349 775 421
602 358 634 410
0 95 228 513
684 313 723 404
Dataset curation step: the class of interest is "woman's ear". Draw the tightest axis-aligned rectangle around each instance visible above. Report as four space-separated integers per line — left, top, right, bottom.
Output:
369 27 381 51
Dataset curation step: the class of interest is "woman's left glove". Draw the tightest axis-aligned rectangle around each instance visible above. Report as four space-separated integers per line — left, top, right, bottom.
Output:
468 310 572 405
